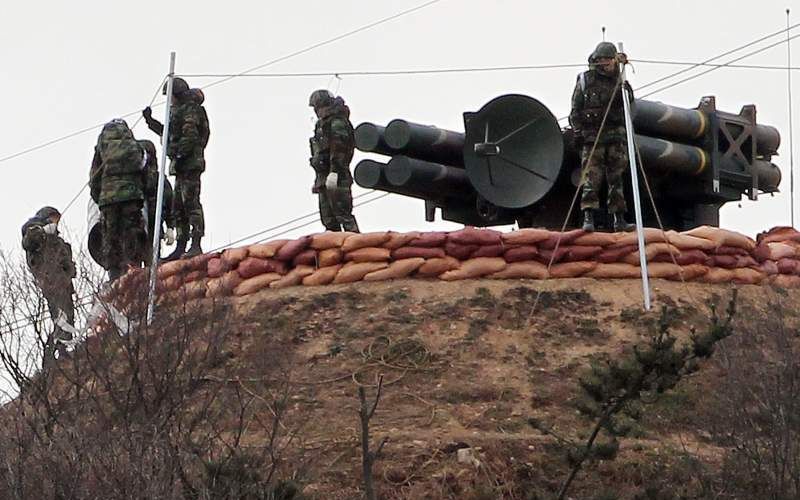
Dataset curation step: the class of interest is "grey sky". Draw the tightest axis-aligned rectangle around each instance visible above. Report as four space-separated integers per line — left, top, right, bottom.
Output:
1 0 798 261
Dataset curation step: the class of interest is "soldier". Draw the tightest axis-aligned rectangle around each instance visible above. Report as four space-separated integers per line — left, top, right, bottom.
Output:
570 41 635 233
308 89 360 233
21 206 76 364
138 139 176 265
90 119 147 281
142 78 210 260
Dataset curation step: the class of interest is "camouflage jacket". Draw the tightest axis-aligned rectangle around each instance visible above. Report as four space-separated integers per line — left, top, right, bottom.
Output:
145 163 175 229
146 90 210 175
21 221 76 291
309 99 354 188
569 68 634 144
90 124 146 207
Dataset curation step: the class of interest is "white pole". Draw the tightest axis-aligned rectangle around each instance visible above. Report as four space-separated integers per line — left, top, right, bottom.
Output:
618 42 652 311
788 9 796 227
147 52 176 324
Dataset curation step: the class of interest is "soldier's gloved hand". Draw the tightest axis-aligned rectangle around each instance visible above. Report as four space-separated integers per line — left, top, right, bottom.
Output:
325 172 338 191
142 107 153 120
162 227 176 245
43 223 58 235
616 52 629 65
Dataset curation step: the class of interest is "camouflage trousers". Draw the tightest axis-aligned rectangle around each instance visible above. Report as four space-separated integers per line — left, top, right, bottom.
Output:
42 283 74 365
318 186 359 232
102 199 146 280
174 172 205 241
579 140 628 213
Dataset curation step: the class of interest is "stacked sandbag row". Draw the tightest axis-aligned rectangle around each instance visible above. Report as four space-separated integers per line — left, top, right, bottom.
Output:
143 225 800 301
754 226 800 287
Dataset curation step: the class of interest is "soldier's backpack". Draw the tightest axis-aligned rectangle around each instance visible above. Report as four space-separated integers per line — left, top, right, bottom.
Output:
97 119 144 176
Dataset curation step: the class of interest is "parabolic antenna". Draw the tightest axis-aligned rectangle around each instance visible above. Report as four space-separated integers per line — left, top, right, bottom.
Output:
462 94 563 209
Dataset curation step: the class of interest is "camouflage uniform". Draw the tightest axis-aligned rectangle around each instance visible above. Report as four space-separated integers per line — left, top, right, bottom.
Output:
90 120 147 281
145 85 209 257
309 91 360 232
21 209 76 363
139 140 174 265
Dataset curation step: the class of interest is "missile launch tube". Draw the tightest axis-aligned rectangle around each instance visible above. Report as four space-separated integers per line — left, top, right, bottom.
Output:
383 119 465 167
386 156 473 201
354 123 397 156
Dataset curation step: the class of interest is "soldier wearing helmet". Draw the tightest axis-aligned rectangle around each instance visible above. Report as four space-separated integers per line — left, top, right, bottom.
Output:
142 77 210 260
21 206 76 365
570 41 635 233
308 89 360 232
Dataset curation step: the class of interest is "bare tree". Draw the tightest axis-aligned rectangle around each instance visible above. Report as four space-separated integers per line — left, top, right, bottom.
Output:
358 375 388 500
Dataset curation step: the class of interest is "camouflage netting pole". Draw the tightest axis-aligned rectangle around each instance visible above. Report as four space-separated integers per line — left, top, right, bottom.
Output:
147 52 176 324
619 42 652 310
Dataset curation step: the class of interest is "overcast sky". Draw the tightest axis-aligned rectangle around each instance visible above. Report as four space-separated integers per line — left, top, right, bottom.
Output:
1 0 798 262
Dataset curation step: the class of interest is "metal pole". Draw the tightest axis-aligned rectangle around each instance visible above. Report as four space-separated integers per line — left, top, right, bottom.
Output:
788 9 796 227
618 42 652 311
147 52 176 324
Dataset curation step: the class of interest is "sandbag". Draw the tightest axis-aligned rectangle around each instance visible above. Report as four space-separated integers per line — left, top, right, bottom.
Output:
318 248 343 267
611 228 669 248
233 273 282 296
760 260 779 275
731 268 765 285
587 263 642 279
539 229 586 249
549 261 597 278
754 242 796 262
158 274 183 292
310 232 355 250
392 246 446 260
157 259 190 280
440 257 507 281
706 255 738 269
471 244 506 258
270 266 315 289
292 249 317 267
417 256 460 277
665 231 717 251
504 246 539 263
333 261 389 284
700 267 735 284
501 228 552 246
490 261 549 279
448 227 502 246
777 258 800 275
221 247 249 268
685 226 755 251
207 271 244 297
565 245 603 262
621 243 681 266
771 274 800 288
537 247 569 264
670 264 709 281
344 247 391 263
444 241 478 260
597 244 638 263
716 245 749 256
651 249 708 266
363 258 425 282
382 231 421 250
341 232 390 252
302 265 342 286
207 258 230 278
185 252 219 272
757 226 800 245
572 232 620 247
237 257 287 279
183 270 207 283
248 239 289 259
275 236 311 262
646 262 682 279
408 232 447 247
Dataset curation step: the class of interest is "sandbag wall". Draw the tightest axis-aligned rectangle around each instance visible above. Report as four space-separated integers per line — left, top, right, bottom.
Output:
141 225 800 301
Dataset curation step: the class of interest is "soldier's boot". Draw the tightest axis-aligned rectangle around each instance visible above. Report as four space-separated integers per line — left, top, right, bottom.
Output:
613 213 635 232
342 218 360 233
183 238 203 259
163 238 187 262
582 210 595 233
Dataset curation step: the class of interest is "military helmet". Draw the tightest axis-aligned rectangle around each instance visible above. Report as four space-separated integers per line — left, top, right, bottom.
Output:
35 206 61 222
162 77 190 96
589 42 618 62
309 89 334 108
